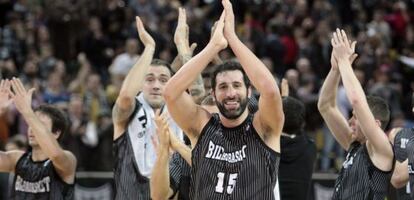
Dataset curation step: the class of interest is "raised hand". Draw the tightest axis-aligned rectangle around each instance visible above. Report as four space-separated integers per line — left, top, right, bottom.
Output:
281 78 289 97
154 110 171 149
9 78 35 115
136 17 155 48
330 29 358 70
222 0 236 39
174 7 197 57
209 11 228 50
331 29 357 62
0 79 12 115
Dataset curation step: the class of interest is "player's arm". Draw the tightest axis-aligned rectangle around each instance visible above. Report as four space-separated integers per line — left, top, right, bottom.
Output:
318 50 355 150
0 80 24 172
164 13 227 141
333 29 393 171
170 131 191 165
10 78 77 183
151 111 174 200
112 17 155 140
222 0 283 151
0 151 24 172
391 159 409 188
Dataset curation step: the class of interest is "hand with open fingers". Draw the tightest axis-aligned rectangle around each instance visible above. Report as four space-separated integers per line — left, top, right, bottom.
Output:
222 0 236 39
136 17 155 48
331 29 356 61
174 7 197 57
209 11 228 50
281 78 289 97
9 78 35 115
154 110 171 148
0 79 12 114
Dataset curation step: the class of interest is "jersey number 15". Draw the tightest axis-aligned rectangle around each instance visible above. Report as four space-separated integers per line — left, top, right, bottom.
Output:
215 172 238 194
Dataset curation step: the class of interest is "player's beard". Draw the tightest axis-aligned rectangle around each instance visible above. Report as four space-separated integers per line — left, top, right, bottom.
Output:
216 96 249 120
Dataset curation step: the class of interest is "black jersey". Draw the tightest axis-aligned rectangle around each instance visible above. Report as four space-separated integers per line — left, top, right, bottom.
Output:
113 132 150 200
9 151 74 200
406 135 414 199
394 128 414 199
190 114 280 200
113 99 150 200
332 142 393 200
169 152 191 200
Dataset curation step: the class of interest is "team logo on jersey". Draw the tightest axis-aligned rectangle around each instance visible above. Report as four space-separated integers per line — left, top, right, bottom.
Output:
409 164 414 175
205 141 247 163
342 153 354 169
15 175 50 193
401 138 409 149
136 114 147 138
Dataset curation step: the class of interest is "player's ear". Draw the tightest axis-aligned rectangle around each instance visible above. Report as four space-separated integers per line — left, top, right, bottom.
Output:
374 119 382 129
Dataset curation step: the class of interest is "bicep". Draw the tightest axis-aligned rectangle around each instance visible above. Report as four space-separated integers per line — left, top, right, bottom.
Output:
321 108 353 150
166 92 210 140
53 151 77 183
112 99 136 124
0 151 23 172
256 93 284 134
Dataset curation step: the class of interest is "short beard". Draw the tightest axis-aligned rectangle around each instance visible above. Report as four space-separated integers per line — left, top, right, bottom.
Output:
216 97 249 119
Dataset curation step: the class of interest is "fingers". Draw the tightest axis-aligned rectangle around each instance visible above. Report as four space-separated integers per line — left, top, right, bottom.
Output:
341 29 349 48
136 16 143 32
351 41 357 52
332 32 339 46
11 78 25 96
222 0 233 13
350 53 358 63
215 11 225 32
190 43 197 52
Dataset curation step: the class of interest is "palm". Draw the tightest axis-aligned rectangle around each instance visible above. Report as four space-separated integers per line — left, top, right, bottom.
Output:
0 80 12 111
10 78 34 114
136 17 155 47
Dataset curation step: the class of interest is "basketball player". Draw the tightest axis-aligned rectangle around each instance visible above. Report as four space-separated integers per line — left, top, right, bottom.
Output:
0 78 76 199
112 17 182 199
389 92 414 199
318 29 394 199
163 0 284 199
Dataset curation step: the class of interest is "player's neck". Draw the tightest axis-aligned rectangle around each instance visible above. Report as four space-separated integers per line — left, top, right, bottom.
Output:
31 147 49 162
220 110 248 128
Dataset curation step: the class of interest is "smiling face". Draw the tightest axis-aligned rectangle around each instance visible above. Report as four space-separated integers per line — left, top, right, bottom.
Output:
212 70 249 120
142 65 171 109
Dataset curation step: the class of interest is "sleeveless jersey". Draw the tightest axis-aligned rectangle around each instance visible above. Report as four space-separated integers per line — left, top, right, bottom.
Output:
332 142 393 200
394 128 414 199
406 134 414 199
190 114 280 200
10 151 74 200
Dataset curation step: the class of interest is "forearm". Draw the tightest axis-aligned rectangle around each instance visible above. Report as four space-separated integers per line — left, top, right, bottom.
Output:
337 58 366 107
164 44 220 100
119 46 155 98
22 110 65 159
318 69 341 111
391 160 409 188
227 35 278 97
171 139 191 166
150 147 171 200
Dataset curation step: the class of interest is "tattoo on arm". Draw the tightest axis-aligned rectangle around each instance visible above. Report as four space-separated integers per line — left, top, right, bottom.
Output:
113 103 135 123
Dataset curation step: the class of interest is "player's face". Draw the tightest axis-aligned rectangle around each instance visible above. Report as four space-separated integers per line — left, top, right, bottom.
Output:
213 70 249 120
28 112 56 147
142 65 171 109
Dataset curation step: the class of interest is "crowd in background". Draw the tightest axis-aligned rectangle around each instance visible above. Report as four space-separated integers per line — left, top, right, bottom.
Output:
1 0 414 175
